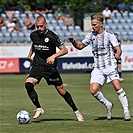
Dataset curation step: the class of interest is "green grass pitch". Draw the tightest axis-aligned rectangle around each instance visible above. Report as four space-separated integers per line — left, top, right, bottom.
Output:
0 73 133 133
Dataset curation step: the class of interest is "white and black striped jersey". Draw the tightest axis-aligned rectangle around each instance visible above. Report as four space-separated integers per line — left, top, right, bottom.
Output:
82 30 119 69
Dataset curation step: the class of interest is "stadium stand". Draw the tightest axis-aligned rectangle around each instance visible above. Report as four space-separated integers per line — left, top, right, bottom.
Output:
0 10 132 45
18 32 25 43
1 26 7 34
75 25 82 33
4 32 11 43
58 19 65 27
24 32 31 43
104 12 133 42
11 32 18 43
0 33 4 43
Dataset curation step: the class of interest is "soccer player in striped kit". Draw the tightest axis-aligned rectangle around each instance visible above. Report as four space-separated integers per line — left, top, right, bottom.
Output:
69 13 130 121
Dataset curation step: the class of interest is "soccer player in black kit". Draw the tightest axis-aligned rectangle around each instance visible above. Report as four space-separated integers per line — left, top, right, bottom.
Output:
25 15 84 121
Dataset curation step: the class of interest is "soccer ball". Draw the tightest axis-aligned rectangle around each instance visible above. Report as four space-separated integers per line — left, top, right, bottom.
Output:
17 110 31 124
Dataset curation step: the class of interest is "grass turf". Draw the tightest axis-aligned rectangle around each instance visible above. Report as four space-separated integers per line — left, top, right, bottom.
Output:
0 73 133 133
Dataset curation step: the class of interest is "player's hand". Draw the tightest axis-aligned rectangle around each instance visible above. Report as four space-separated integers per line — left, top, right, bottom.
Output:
28 57 33 62
46 55 55 64
68 36 75 43
114 53 120 59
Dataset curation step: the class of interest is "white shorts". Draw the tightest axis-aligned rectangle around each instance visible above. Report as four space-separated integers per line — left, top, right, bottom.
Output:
90 65 119 86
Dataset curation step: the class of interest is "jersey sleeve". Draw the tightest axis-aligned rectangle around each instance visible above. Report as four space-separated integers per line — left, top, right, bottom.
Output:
55 38 65 49
47 30 65 49
110 33 119 47
52 34 65 49
82 32 91 46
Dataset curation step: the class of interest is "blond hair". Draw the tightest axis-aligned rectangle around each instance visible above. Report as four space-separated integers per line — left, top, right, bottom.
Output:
91 13 104 22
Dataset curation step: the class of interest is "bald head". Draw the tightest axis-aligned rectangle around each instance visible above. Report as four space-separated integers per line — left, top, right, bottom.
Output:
36 15 48 34
36 15 46 23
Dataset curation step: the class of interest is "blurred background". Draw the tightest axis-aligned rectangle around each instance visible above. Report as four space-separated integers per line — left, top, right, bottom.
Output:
0 0 133 73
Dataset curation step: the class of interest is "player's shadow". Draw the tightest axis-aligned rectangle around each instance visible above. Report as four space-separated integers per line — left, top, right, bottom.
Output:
31 118 75 123
94 116 124 120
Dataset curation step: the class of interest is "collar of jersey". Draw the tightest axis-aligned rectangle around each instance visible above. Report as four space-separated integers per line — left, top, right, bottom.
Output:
44 29 48 35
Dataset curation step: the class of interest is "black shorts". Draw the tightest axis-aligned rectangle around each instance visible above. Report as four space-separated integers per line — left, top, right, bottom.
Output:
116 58 122 64
27 66 63 86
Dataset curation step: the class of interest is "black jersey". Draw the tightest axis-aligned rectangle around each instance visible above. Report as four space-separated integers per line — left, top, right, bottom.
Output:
30 29 64 69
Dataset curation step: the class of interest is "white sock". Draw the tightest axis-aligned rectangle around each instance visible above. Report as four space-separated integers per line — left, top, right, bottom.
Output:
94 91 111 107
117 88 129 113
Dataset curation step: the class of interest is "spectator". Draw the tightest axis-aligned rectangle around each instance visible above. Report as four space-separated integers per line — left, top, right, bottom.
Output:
6 11 14 19
118 3 128 13
112 6 119 14
6 18 16 33
12 12 18 24
0 14 5 28
65 14 74 27
29 1 37 15
24 13 35 30
14 19 23 32
44 1 53 14
36 6 44 15
102 6 112 20
54 7 65 22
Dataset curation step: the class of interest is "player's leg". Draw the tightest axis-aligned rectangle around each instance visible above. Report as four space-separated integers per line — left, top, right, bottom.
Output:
112 80 130 121
55 85 84 121
108 65 130 120
55 85 78 111
117 63 124 81
45 70 84 121
25 77 44 119
90 69 113 119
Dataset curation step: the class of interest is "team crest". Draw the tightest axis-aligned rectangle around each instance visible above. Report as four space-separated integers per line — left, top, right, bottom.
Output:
104 37 108 42
44 38 49 42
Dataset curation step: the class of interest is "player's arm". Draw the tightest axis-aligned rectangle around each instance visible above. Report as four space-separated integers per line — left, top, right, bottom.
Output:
68 36 86 50
52 45 68 58
47 44 68 64
27 44 34 62
111 33 122 59
114 45 122 59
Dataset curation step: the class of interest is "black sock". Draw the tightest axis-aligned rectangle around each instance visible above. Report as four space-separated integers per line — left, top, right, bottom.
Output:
61 91 78 111
25 82 41 108
119 72 122 78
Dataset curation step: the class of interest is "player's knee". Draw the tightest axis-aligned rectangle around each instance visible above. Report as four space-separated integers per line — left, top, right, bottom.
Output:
90 83 99 95
90 87 97 95
25 82 34 93
56 85 66 95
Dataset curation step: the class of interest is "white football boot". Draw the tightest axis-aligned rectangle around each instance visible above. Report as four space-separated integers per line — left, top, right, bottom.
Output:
106 103 114 120
33 108 44 119
74 110 84 121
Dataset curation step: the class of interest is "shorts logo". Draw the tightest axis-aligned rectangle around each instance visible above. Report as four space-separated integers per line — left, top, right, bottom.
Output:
44 38 49 43
115 75 118 77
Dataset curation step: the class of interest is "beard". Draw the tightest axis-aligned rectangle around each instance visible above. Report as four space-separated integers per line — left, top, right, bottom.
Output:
38 30 43 35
